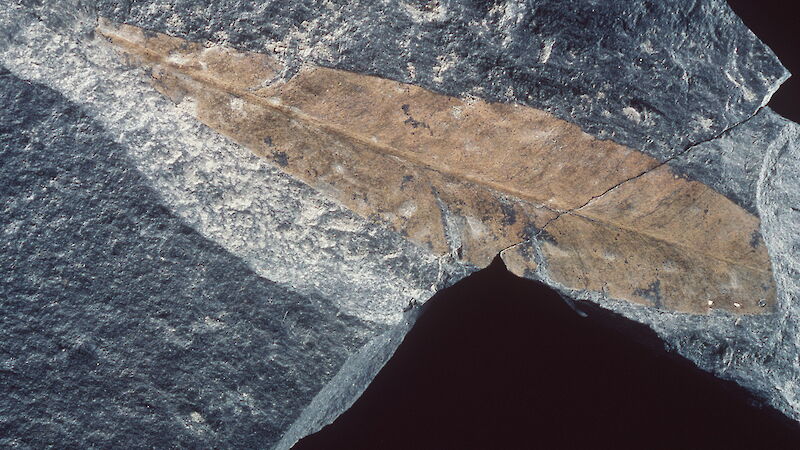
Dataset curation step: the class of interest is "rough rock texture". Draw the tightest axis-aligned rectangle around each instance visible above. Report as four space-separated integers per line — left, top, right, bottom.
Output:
670 107 788 215
1 4 466 327
1 0 798 448
0 3 468 448
276 307 424 450
0 70 384 448
561 110 800 424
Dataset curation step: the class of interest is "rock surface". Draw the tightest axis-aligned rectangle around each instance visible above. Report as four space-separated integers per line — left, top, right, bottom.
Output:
0 0 798 448
93 0 787 167
0 69 384 447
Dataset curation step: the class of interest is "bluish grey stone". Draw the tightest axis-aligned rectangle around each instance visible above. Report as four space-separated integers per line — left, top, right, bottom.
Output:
0 1 798 448
573 111 800 425
0 70 384 448
93 0 787 164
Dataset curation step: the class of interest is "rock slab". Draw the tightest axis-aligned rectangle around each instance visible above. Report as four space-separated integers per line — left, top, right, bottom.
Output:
0 1 798 448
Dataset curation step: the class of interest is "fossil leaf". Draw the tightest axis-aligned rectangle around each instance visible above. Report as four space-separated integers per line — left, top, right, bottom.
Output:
97 19 775 315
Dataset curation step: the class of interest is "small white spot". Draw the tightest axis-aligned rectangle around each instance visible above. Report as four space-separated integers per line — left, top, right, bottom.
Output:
707 300 714 307
432 53 458 84
451 106 463 119
401 1 449 22
397 201 417 218
724 71 756 102
272 42 288 55
622 107 641 124
203 316 224 329
465 216 488 238
165 14 184 31
166 52 192 66
733 302 741 308
602 251 617 261
229 96 245 112
539 38 555 64
212 30 230 44
190 412 204 423
697 117 714 131
407 63 416 80
463 140 480 153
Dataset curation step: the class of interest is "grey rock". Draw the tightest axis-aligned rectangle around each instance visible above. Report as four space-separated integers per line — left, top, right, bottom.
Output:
0 70 383 448
670 107 789 215
92 0 788 208
1 4 463 327
275 307 425 450
1 0 798 448
0 4 471 448
541 109 800 422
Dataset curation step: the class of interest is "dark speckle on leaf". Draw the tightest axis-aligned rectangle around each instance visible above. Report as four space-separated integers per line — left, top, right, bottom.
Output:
273 151 289 167
400 103 431 133
500 202 517 226
634 280 663 309
536 227 558 246
750 230 761 249
400 174 414 190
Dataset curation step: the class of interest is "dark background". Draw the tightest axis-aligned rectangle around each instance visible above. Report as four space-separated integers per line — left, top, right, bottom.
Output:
294 2 800 449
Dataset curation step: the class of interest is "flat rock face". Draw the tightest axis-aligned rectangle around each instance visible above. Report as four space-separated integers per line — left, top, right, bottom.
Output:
0 70 383 448
1 0 799 448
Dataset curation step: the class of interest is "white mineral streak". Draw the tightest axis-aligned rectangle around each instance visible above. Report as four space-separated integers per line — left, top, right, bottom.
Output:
539 38 555 64
0 6 446 325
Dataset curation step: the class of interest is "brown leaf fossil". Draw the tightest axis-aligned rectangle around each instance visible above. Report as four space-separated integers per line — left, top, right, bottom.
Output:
97 19 775 315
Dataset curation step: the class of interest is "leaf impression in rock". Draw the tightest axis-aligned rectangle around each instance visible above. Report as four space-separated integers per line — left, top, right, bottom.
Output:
96 19 775 314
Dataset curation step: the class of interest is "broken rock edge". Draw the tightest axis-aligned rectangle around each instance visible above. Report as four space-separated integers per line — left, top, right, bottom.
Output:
7 1 799 441
284 109 800 444
80 2 800 429
0 10 483 445
500 110 800 423
273 32 797 440
89 2 800 440
500 100 776 266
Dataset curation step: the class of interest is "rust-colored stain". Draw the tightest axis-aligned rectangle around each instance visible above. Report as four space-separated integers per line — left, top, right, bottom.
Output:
97 19 775 314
